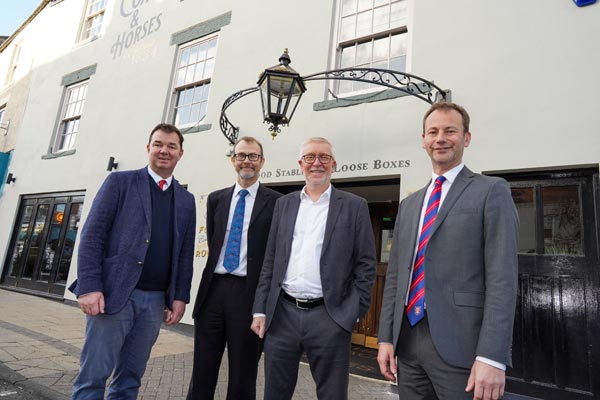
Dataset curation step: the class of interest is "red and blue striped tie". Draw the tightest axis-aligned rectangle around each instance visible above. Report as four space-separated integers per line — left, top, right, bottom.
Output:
406 175 446 326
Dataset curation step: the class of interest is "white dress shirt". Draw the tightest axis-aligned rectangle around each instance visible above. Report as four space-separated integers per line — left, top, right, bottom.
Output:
214 181 260 276
282 185 332 299
147 165 173 191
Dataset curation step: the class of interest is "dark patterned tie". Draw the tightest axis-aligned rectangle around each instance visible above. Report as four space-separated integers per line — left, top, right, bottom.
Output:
223 189 249 273
158 179 167 190
406 176 446 326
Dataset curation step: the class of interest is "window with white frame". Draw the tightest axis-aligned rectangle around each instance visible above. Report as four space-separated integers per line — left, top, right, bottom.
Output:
171 35 218 129
54 81 88 153
79 0 107 41
335 0 408 95
5 42 22 84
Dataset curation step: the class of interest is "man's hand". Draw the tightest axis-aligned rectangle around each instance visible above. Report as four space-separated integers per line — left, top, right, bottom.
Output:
377 343 397 383
251 316 266 339
77 292 105 316
465 360 505 400
165 300 186 326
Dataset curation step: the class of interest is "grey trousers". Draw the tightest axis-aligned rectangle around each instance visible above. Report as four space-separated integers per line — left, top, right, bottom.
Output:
263 298 351 400
396 315 472 400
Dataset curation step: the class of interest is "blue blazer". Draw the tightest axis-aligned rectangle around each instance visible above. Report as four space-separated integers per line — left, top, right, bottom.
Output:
69 167 196 314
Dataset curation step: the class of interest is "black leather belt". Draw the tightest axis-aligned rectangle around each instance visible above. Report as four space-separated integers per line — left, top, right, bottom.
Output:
282 292 324 310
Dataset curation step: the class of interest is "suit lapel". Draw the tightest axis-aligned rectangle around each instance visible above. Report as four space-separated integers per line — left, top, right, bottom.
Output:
215 186 235 239
320 187 342 257
284 193 301 256
137 168 152 225
250 184 269 227
406 186 429 255
429 166 474 238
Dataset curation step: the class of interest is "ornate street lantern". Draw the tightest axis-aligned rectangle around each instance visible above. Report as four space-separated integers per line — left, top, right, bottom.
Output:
257 49 307 139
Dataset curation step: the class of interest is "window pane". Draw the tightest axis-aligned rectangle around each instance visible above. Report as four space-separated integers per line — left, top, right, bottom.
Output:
40 204 66 281
203 58 214 79
543 186 582 255
185 66 195 85
180 47 191 67
189 103 200 123
390 33 407 57
340 45 356 68
358 0 373 12
356 41 372 65
201 83 210 101
193 86 203 103
356 10 373 37
7 205 34 278
512 187 536 254
188 46 199 64
57 202 82 283
206 38 218 58
23 205 50 279
374 0 388 6
373 36 389 61
197 42 209 61
199 102 207 121
176 68 186 87
373 6 390 33
389 55 406 72
340 15 356 41
342 0 358 16
390 0 408 27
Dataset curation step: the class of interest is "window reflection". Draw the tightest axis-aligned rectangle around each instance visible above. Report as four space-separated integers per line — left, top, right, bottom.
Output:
542 186 582 255
511 187 536 254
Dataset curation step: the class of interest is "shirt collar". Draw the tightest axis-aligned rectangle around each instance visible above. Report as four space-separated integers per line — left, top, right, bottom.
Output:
147 165 173 187
234 180 259 198
300 184 332 203
431 163 464 185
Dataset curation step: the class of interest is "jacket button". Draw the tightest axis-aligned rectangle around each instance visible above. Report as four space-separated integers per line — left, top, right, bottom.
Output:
137 261 143 266
144 239 149 244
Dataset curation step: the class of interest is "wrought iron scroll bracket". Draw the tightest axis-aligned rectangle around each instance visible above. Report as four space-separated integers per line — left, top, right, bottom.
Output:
220 87 260 145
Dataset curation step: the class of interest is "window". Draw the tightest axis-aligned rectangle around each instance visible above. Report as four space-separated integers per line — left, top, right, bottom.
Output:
5 42 21 84
0 106 5 127
171 35 217 129
54 81 88 153
335 0 408 95
80 0 107 41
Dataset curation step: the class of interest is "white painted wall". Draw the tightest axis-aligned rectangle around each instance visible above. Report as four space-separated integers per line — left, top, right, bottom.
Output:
0 0 599 324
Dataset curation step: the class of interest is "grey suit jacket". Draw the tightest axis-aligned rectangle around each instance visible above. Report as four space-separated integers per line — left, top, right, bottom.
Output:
252 186 377 333
378 166 519 368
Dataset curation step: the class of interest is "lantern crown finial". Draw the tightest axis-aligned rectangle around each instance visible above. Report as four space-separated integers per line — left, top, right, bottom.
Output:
279 48 291 66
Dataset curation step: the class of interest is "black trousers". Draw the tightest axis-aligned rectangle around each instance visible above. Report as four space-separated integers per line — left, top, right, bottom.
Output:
187 274 261 400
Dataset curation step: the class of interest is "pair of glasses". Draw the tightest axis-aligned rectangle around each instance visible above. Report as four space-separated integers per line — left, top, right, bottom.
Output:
302 154 333 164
233 153 262 161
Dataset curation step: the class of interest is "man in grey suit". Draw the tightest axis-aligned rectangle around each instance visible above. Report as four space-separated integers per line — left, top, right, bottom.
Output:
377 102 519 400
251 137 376 400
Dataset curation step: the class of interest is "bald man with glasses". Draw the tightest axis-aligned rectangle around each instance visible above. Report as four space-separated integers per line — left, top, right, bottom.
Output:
188 136 281 399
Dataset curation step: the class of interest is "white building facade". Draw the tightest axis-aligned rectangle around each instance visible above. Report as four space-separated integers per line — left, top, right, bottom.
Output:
1 1 599 398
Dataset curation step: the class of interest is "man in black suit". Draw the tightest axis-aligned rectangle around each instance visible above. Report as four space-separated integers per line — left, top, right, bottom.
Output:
187 136 281 399
251 137 376 399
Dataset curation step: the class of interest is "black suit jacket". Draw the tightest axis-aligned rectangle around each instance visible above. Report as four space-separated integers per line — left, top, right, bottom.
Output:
192 183 281 318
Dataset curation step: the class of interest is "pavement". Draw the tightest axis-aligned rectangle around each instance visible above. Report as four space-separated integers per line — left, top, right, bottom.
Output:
0 288 398 400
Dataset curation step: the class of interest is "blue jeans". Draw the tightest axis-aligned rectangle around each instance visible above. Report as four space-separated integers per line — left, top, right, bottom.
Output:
72 289 165 400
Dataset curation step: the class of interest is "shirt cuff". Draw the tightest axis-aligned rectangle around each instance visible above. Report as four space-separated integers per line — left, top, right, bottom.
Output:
253 313 266 318
476 356 506 371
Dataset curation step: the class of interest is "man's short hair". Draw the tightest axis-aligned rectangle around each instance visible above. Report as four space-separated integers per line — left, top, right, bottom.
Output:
234 136 264 156
422 102 470 134
148 123 184 148
299 137 334 159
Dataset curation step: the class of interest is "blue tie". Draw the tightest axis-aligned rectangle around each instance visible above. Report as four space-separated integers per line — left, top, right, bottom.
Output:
406 176 446 326
223 189 249 273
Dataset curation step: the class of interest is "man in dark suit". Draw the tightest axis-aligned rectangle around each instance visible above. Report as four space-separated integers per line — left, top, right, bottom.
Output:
69 123 196 400
377 102 519 400
251 137 376 400
187 136 281 399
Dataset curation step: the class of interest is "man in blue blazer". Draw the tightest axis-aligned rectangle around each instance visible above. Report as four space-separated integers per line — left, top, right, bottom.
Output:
377 102 519 400
69 123 196 400
251 137 376 399
187 136 281 399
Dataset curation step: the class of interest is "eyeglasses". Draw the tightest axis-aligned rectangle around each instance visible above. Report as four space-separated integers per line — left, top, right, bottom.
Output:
233 153 262 161
301 154 333 164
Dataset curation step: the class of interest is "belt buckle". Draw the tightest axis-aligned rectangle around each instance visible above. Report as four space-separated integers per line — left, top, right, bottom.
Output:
295 298 309 310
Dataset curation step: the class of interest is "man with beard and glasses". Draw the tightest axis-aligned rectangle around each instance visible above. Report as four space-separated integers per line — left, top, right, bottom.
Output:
187 136 281 399
251 137 376 399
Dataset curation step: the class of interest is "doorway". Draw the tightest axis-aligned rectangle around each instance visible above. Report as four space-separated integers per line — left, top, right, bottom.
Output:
488 166 600 400
266 175 400 349
2 191 85 296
